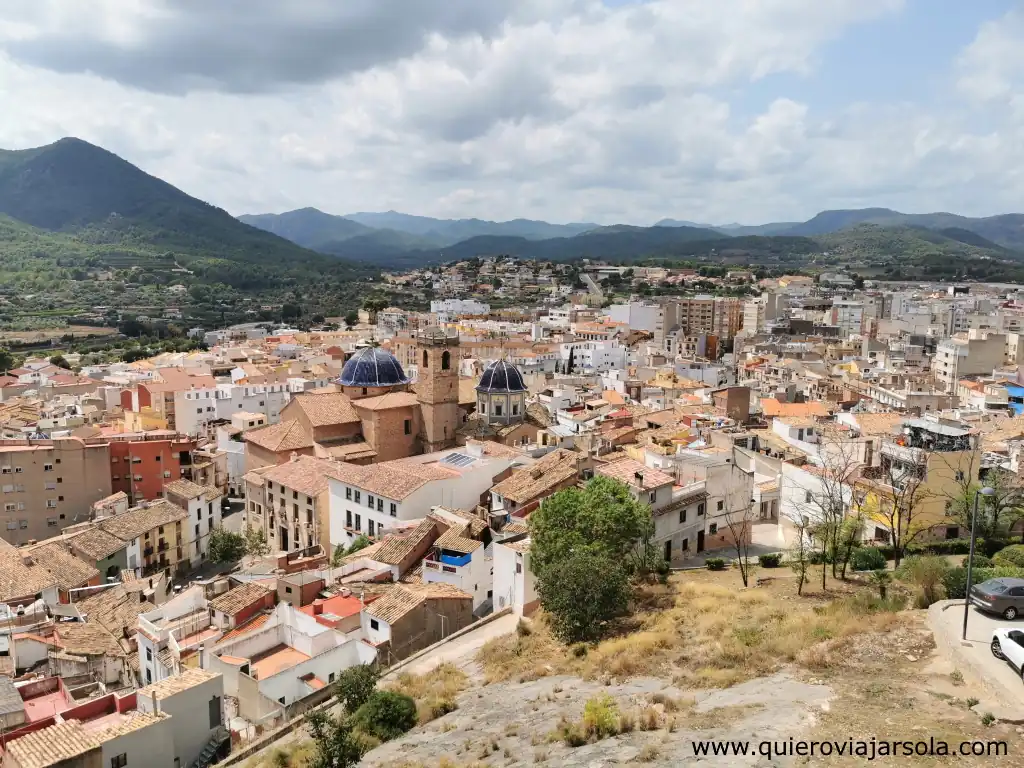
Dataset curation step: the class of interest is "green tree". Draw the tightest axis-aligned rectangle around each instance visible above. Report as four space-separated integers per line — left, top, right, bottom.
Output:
306 711 361 768
207 528 246 563
335 664 380 713
346 535 371 555
529 475 650 579
244 525 270 560
49 355 71 370
0 348 14 372
281 303 302 322
352 690 417 741
331 544 346 567
537 551 630 643
344 311 358 328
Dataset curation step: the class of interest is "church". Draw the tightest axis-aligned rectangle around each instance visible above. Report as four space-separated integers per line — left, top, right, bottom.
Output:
243 328 539 470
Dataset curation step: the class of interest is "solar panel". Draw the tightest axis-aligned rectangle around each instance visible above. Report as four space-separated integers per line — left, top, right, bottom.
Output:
441 452 476 467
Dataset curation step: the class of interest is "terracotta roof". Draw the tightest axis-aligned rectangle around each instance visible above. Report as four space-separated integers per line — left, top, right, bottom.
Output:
490 448 581 504
760 398 831 418
4 721 101 768
66 526 128 561
98 501 188 542
326 458 460 501
219 611 273 642
365 583 472 624
433 526 482 554
847 412 904 437
55 620 124 658
501 519 530 535
208 582 272 617
371 518 439 566
163 478 208 499
597 458 674 489
76 584 154 638
260 455 338 497
0 549 58 602
500 535 532 553
137 667 219 700
25 542 99 591
290 392 360 426
352 391 420 411
243 419 314 453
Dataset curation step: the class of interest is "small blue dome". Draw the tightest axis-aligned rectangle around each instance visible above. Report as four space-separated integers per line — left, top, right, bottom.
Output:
476 359 527 393
339 347 410 387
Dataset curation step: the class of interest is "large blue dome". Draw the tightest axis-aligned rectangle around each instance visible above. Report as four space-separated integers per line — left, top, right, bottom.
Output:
476 359 527 393
339 347 410 387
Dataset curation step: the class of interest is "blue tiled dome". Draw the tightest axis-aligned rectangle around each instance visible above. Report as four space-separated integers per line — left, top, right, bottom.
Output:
476 359 527 393
339 347 410 387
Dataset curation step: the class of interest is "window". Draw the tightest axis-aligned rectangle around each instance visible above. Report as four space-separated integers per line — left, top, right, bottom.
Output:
370 618 379 630
717 500 724 511
682 538 689 551
512 403 519 416
46 499 57 508
515 561 522 574
197 408 203 414
805 491 813 504
163 471 171 478
329 672 336 683
3 504 12 512
404 419 411 435
4 522 14 530
146 647 152 662
495 403 503 417
13 467 21 474
390 502 397 517
58 496 63 502
43 463 53 471
368 495 375 508
145 670 151 684
422 350 429 368
355 514 361 531
56 477 62 483
368 520 375 536
648 491 656 504
441 350 451 370
377 498 383 512
709 523 718 535
293 490 298 500
346 487 352 500
46 518 58 527
45 482 56 491
111 754 127 768
306 496 312 505
955 470 966 482
346 510 352 528
679 508 687 524
354 491 361 504
209 695 222 728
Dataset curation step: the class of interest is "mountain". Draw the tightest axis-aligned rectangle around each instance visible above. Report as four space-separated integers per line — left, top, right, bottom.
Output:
655 218 713 228
0 137 373 290
342 210 600 244
238 207 374 248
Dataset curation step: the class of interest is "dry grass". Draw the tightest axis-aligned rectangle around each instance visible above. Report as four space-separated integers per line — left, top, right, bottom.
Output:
479 572 907 688
387 663 468 725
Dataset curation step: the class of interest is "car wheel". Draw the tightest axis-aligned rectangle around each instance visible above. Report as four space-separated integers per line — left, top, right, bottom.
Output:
1005 607 1019 621
993 638 1005 660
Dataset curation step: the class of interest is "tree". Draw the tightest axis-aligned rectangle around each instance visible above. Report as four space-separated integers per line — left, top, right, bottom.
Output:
0 348 12 373
351 690 417 741
331 544 346 567
49 355 71 370
244 525 270 560
347 535 371 555
344 311 359 329
306 711 361 768
529 475 651 580
536 551 630 643
860 444 934 567
281 303 302 322
336 664 380 714
941 448 1023 542
207 528 246 563
788 514 813 595
719 486 758 587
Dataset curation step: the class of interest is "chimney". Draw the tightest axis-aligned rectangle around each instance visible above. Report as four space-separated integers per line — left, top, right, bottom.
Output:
290 451 299 462
634 471 644 488
312 599 324 615
340 587 351 598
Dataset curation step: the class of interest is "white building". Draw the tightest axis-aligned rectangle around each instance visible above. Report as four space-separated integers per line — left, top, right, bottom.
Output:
164 478 223 565
431 299 491 322
136 668 226 768
492 534 538 615
560 339 627 374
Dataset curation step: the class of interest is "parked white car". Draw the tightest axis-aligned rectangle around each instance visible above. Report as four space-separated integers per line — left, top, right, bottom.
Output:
990 627 1024 678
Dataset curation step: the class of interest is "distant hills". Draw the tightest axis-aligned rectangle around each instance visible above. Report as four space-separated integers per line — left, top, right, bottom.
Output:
0 137 371 291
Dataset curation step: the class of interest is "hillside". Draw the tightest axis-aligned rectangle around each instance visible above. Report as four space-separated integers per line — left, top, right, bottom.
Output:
0 138 374 290
335 211 599 244
238 208 374 248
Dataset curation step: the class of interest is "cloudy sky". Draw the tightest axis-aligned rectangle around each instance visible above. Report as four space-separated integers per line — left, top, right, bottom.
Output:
2 0 1022 226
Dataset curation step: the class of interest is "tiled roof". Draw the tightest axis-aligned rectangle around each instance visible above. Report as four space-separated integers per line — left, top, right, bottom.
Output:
848 412 904 437
260 455 338 497
760 398 831 418
433 526 482 554
208 582 272 617
365 583 471 624
500 535 532 554
4 721 101 768
77 583 154 640
26 542 99 591
0 675 23 717
490 448 580 504
243 419 314 453
352 391 420 411
290 392 361 426
137 667 218 700
597 457 674 489
218 611 272 643
163 478 207 499
98 501 188 542
55 621 125 658
67 526 128 561
0 549 58 602
326 459 459 501
371 518 439 566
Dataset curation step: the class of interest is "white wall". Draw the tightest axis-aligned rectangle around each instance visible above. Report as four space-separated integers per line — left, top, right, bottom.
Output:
492 541 536 615
138 674 224 768
360 610 391 646
102 715 176 768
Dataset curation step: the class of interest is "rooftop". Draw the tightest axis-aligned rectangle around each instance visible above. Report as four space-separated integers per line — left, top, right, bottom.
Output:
98 501 188 542
208 582 272 617
258 455 339 497
596 457 674 490
250 643 310 679
243 418 314 453
365 582 472 625
137 667 219 700
0 548 58 602
490 448 580 504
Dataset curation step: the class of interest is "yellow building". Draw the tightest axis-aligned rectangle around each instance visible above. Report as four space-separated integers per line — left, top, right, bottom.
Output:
98 500 190 573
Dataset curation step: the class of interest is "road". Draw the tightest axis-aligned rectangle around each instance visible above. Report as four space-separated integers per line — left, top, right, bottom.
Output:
383 612 519 679
221 499 246 535
581 272 604 298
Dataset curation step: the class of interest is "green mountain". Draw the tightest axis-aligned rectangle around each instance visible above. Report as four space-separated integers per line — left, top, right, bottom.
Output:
342 210 600 243
0 137 373 290
238 207 374 248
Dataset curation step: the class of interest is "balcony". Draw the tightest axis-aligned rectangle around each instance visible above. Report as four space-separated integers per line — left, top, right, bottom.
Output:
143 547 154 557
880 442 926 465
425 548 472 570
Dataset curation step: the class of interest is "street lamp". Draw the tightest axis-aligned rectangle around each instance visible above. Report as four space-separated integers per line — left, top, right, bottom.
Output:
962 485 996 641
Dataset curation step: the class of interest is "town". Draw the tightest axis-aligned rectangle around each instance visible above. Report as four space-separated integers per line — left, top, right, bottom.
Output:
0 260 1021 765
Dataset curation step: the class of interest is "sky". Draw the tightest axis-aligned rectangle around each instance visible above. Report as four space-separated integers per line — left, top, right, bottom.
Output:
2 0 1024 226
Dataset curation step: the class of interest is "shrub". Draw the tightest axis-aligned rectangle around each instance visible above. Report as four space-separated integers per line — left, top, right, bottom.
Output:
538 551 631 644
351 691 417 742
758 553 782 568
582 694 620 740
993 545 1024 568
706 558 726 571
895 555 949 608
961 554 993 569
943 566 1024 599
335 664 379 714
851 546 887 572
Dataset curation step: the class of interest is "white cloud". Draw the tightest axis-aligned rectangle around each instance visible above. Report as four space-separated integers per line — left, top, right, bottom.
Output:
4 0 1024 225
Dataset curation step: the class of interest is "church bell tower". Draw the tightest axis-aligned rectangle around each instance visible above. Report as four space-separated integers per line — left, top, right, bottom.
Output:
416 328 460 452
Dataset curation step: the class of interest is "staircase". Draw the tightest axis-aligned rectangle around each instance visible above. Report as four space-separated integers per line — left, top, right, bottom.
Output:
190 726 229 768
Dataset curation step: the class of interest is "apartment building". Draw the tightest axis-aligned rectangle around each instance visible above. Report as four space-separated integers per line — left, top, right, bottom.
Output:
0 438 112 546
934 331 1006 393
107 432 196 505
98 501 189 574
244 455 335 555
164 479 223 565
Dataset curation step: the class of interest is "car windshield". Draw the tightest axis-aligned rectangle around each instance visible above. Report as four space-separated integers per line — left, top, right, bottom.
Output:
981 581 1010 594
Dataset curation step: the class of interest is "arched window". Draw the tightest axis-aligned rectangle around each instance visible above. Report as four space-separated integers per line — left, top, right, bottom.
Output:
422 350 429 368
441 350 451 370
